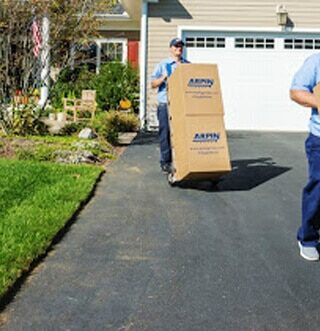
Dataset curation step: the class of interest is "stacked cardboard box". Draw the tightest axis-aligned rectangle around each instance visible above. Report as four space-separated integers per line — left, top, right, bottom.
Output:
167 63 231 183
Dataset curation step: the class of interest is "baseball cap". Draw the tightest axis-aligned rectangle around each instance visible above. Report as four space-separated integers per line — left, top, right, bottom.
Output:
169 37 185 47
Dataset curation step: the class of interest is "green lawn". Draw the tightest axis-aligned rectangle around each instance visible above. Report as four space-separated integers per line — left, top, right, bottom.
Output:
0 159 103 297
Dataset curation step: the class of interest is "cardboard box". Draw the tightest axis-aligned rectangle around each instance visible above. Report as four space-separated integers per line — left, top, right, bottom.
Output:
167 63 231 182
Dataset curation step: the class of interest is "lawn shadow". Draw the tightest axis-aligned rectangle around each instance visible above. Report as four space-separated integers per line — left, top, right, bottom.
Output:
175 157 292 192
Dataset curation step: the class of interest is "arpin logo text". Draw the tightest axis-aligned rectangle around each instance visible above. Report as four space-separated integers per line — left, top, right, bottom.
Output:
188 78 214 88
193 132 220 142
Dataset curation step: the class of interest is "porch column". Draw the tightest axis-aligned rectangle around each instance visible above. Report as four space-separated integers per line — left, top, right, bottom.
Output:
139 0 148 130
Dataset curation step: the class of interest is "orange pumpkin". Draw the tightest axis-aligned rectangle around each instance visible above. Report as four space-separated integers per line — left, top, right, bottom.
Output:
119 99 131 110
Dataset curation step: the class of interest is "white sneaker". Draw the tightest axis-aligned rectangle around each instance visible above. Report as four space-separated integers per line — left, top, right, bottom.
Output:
298 241 319 261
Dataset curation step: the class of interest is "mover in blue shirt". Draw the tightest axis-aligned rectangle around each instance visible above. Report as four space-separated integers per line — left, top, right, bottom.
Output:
151 37 189 173
291 53 320 261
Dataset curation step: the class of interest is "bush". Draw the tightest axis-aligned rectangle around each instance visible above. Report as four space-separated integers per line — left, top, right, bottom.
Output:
57 122 87 136
50 66 96 109
92 112 118 145
94 63 139 112
92 111 139 145
50 62 140 112
105 111 140 132
0 103 49 136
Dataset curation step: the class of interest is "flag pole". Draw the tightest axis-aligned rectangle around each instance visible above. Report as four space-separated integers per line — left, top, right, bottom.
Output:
39 14 50 108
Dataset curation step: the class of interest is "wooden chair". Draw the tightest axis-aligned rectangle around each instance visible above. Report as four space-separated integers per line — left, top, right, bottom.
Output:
63 90 96 122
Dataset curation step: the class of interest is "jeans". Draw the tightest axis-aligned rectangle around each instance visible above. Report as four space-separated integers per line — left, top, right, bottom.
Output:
157 103 172 166
298 133 320 247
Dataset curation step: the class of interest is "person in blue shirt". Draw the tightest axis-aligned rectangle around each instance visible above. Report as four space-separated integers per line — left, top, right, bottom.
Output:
290 53 320 261
151 37 190 173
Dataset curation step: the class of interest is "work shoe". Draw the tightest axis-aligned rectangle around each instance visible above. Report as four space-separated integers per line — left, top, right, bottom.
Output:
298 242 319 261
161 163 172 174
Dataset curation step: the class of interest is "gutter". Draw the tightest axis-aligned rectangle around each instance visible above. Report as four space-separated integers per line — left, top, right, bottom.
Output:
95 13 130 21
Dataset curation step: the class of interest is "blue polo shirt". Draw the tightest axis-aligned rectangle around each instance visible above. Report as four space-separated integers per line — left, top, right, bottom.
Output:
151 57 189 104
291 53 320 137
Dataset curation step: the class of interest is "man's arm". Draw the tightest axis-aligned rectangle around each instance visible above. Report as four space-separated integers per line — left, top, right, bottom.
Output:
151 73 168 89
290 90 318 109
290 55 318 108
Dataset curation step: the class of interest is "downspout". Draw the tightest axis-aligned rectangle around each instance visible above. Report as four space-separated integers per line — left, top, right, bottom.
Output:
139 0 148 130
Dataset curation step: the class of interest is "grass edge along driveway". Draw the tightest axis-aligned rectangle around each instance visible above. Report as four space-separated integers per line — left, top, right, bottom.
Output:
0 159 103 298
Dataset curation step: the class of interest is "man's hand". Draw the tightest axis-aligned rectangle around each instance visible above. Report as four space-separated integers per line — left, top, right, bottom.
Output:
290 90 318 109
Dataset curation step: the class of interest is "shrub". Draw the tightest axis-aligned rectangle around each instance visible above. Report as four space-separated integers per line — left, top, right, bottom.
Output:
92 110 139 145
50 63 140 113
57 122 87 136
92 112 118 145
105 111 139 132
0 103 49 136
50 66 96 109
95 63 139 112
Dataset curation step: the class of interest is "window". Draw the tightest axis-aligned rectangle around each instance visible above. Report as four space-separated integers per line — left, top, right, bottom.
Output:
96 38 127 72
73 43 97 71
235 37 275 49
284 38 320 50
71 38 127 72
101 42 123 62
186 37 226 48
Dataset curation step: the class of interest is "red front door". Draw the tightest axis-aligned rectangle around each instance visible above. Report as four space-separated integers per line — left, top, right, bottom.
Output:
128 40 139 69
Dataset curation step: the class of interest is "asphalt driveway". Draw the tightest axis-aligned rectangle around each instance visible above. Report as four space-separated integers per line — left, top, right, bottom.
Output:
1 131 320 331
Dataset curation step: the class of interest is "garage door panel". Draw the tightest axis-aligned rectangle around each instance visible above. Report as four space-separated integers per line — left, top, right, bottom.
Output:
184 33 315 131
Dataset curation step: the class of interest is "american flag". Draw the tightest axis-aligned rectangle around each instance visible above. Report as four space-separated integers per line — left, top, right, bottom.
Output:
31 18 42 58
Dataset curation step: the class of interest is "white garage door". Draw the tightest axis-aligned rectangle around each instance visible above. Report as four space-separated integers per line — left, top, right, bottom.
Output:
183 31 320 131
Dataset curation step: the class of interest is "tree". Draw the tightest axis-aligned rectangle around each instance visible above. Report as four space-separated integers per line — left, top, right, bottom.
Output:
0 0 116 103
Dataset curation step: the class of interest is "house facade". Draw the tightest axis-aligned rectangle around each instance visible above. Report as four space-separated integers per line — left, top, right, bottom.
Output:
91 3 140 71
121 0 320 131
